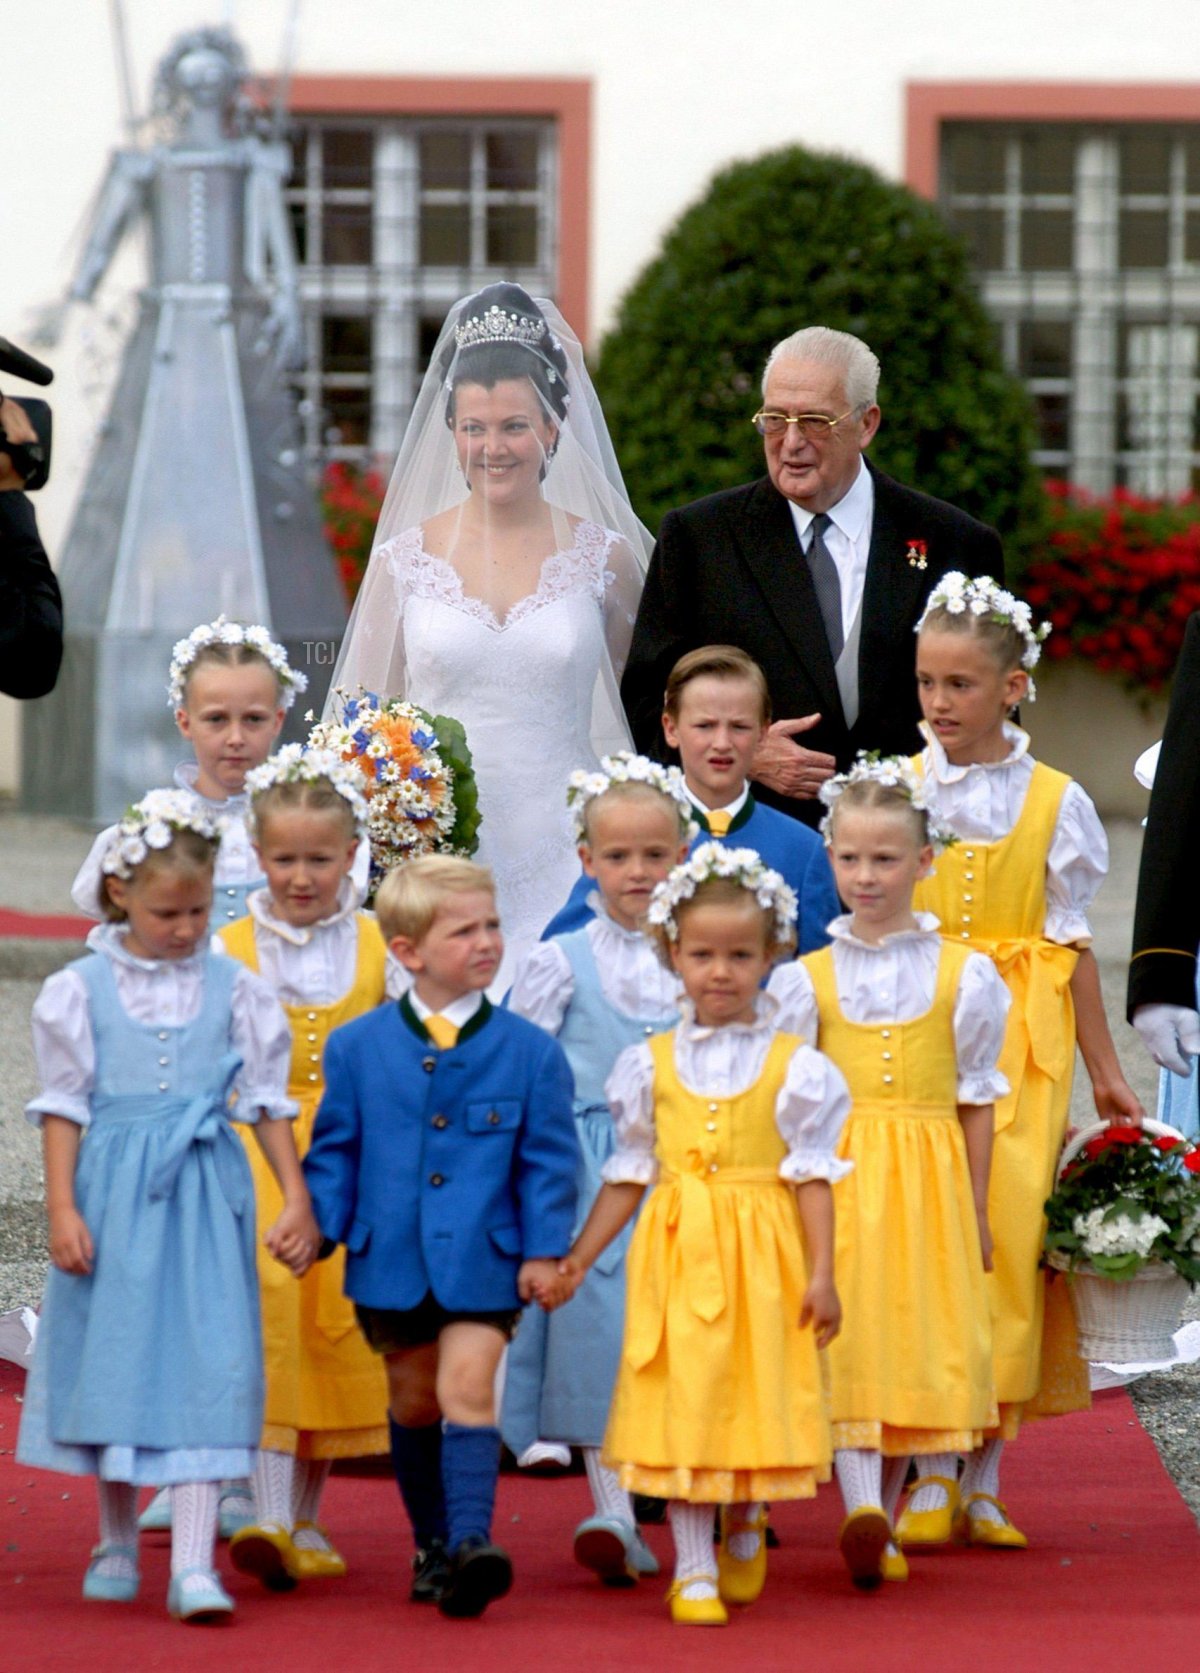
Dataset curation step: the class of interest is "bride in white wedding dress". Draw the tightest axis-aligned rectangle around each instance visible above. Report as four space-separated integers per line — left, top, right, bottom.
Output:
328 284 650 989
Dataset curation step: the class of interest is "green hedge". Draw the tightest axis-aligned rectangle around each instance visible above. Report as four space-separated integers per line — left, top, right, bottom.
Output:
595 146 1045 572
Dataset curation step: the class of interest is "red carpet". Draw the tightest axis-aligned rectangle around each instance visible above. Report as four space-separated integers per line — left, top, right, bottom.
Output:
2 1358 1198 1671
0 907 91 940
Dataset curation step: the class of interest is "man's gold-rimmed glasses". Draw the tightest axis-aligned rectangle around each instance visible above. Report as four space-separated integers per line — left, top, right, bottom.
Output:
751 409 858 440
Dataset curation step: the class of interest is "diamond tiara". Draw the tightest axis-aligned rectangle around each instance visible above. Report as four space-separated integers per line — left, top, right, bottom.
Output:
454 304 548 352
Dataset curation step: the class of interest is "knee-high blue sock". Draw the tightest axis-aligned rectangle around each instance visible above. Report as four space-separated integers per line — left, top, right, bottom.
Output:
441 1423 502 1548
388 1416 447 1549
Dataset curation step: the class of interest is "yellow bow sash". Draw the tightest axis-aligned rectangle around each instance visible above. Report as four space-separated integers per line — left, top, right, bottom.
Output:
973 936 1078 1082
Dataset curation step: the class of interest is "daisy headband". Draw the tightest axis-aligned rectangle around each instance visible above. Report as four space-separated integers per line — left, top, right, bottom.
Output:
646 843 798 943
818 752 959 853
245 745 370 836
916 572 1051 699
566 752 699 844
100 789 223 883
167 616 308 711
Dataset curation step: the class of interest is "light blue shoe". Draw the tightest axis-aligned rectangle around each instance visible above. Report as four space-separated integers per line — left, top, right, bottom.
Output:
82 1543 140 1602
629 1529 660 1577
573 1516 643 1587
137 1487 172 1532
218 1484 256 1540
167 1567 235 1623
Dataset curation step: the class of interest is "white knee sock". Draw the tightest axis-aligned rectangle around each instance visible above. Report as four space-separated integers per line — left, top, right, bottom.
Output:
94 1481 139 1580
908 1452 959 1511
725 1501 764 1562
291 1458 333 1550
170 1482 220 1577
960 1438 1006 1523
253 1447 295 1529
668 1500 717 1600
582 1447 634 1527
834 1448 882 1515
881 1457 909 1558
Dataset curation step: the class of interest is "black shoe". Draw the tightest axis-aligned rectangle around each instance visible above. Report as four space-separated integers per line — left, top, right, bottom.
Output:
410 1539 450 1603
632 1493 667 1526
437 1537 513 1619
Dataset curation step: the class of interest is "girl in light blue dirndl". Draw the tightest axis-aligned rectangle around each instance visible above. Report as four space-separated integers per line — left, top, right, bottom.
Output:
502 756 692 1586
19 794 319 1624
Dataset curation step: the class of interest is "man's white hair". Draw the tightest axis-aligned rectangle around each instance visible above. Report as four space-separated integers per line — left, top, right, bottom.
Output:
762 326 881 410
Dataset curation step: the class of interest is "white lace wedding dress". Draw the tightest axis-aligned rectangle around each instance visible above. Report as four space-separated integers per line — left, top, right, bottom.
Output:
383 518 628 992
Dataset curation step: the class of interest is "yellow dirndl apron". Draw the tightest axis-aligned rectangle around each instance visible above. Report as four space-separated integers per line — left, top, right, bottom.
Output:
912 759 1089 1426
602 1031 832 1504
221 914 390 1459
807 941 997 1455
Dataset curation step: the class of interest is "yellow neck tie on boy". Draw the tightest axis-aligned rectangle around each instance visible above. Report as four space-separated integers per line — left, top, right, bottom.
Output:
706 810 733 836
425 1014 459 1050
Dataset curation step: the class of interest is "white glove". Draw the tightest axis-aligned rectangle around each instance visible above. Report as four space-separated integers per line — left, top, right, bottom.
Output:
1132 1004 1200 1077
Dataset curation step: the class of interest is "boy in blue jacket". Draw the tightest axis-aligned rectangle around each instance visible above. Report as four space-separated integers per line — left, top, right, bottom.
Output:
544 645 840 945
304 855 577 1619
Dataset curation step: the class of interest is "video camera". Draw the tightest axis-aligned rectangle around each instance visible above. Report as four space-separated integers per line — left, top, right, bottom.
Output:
0 336 53 489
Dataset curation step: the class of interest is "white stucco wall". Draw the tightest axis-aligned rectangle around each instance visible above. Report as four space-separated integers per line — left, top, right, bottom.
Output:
3 0 1199 790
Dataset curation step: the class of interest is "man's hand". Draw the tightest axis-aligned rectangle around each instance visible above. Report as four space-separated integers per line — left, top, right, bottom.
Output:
1132 1004 1200 1078
0 397 36 491
752 715 837 801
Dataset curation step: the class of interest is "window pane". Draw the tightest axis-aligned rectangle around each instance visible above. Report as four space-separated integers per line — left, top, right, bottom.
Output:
1020 209 1073 270
949 206 1005 269
1021 130 1074 194
420 130 471 190
1120 131 1171 194
288 201 309 265
321 315 372 373
486 204 539 266
486 131 539 190
323 204 373 266
419 314 445 378
289 133 309 184
420 203 471 265
1186 214 1200 266
1119 208 1170 269
322 129 373 189
1186 134 1200 192
943 127 1006 193
322 388 372 447
1018 321 1072 378
1032 392 1070 451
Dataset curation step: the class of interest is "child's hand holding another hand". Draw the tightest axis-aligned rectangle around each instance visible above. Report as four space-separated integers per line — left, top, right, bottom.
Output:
266 1198 321 1276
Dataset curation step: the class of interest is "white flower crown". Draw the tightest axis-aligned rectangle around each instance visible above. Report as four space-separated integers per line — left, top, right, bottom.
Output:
646 842 798 944
818 752 959 853
167 616 308 711
100 789 223 882
566 752 699 844
915 572 1051 700
244 744 369 836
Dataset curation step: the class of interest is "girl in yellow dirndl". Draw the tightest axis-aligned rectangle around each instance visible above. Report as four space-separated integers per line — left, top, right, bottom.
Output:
547 845 851 1628
221 749 393 1588
771 757 1009 1589
906 573 1144 1550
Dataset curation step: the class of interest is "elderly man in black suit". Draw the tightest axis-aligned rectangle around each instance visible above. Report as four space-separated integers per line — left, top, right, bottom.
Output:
621 326 1004 825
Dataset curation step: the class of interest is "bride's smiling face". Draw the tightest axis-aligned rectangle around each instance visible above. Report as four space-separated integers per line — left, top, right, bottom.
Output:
451 379 558 503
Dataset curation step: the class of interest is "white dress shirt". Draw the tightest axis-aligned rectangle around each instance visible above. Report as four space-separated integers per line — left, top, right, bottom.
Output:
768 913 1011 1106
408 988 486 1030
787 458 874 639
215 880 405 1005
602 992 853 1187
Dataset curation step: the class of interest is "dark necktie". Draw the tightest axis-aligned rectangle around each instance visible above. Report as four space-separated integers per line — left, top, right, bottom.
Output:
806 513 843 661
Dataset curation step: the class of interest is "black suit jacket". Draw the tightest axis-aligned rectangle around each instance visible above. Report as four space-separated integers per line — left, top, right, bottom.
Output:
1128 612 1200 1015
0 490 62 699
621 462 1004 825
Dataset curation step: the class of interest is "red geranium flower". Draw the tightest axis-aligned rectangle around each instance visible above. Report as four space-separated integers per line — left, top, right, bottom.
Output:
1105 1125 1144 1146
1183 1150 1200 1174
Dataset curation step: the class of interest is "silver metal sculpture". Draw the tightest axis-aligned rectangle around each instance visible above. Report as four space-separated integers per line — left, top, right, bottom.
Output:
24 24 344 821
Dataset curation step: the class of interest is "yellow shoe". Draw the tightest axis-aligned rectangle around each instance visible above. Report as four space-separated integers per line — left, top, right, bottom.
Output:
880 1542 909 1583
228 1520 301 1591
666 1577 728 1626
895 1474 959 1547
953 1493 1029 1549
289 1523 348 1579
838 1507 890 1591
716 1505 768 1605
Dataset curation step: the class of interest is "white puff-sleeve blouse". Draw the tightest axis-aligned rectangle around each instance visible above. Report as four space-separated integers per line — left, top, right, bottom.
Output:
768 914 1011 1106
602 994 853 1188
508 902 681 1034
26 925 298 1128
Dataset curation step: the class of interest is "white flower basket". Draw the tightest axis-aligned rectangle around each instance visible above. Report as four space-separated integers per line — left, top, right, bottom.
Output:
1050 1119 1194 1364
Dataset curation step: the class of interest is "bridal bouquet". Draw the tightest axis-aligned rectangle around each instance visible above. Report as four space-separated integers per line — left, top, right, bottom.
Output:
307 689 480 896
1045 1124 1200 1284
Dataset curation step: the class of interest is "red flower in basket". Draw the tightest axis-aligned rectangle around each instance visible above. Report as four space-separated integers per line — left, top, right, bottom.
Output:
1184 1149 1200 1174
1154 1135 1183 1153
1104 1125 1144 1146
